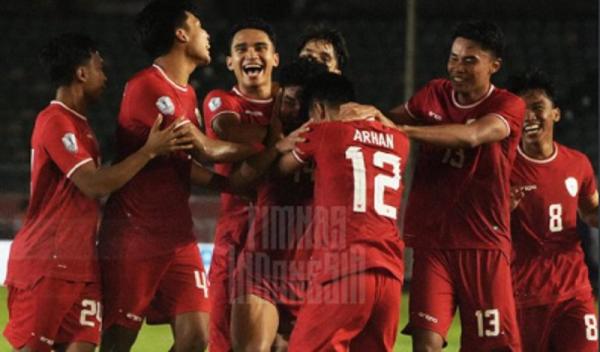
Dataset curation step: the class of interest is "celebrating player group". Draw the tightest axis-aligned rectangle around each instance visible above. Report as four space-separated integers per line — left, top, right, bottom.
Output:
3 0 598 351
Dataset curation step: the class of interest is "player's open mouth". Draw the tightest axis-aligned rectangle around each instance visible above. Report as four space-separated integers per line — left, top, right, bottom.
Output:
523 123 541 135
450 76 466 83
243 64 264 78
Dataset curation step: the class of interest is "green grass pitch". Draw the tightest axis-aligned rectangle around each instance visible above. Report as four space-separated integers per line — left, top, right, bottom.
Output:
0 288 461 351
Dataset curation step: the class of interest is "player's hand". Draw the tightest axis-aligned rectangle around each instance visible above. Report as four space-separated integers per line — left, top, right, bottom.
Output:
510 185 535 210
173 116 209 149
275 120 311 153
339 102 396 127
141 115 194 159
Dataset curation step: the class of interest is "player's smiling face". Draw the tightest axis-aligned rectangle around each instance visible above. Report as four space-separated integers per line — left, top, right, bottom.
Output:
447 37 500 99
227 28 279 89
520 89 560 145
299 40 340 74
180 12 211 66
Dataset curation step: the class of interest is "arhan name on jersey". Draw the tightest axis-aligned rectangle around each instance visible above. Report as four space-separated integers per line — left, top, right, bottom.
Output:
353 129 394 150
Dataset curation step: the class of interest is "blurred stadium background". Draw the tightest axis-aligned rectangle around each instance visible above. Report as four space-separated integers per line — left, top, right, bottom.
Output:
0 0 597 350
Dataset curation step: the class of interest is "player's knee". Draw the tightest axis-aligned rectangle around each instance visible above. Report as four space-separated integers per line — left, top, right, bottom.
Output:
231 338 272 352
173 329 208 352
99 325 138 351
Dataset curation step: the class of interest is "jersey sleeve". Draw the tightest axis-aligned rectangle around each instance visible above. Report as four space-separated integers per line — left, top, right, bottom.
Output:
488 93 526 139
41 114 94 178
405 80 438 122
292 122 325 163
202 90 240 137
579 154 597 199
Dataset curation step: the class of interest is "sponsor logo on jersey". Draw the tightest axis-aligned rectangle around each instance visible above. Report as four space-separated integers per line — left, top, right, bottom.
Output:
156 96 175 116
417 311 439 324
428 111 443 121
565 177 578 197
244 110 264 117
39 336 55 346
61 133 78 153
208 97 222 112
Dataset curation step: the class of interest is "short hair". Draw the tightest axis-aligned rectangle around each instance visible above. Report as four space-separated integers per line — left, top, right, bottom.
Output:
508 68 556 102
228 18 277 50
302 73 356 110
452 20 505 58
278 58 329 88
39 33 98 87
135 0 202 58
297 24 349 70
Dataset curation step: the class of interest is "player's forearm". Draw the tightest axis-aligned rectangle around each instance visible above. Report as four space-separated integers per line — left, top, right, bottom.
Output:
579 207 599 228
223 124 268 144
402 124 480 148
276 152 303 176
228 147 281 191
199 138 258 163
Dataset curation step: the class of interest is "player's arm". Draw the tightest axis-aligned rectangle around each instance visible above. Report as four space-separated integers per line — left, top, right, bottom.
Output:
70 116 192 199
212 112 268 144
389 103 423 125
400 114 509 148
579 191 599 228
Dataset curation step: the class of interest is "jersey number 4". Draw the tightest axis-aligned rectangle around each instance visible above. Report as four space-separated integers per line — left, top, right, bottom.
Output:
345 146 401 220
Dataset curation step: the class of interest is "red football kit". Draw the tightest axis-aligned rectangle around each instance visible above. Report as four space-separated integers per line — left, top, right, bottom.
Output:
401 79 525 350
511 144 598 351
4 101 102 350
202 87 272 352
288 120 409 352
99 65 209 331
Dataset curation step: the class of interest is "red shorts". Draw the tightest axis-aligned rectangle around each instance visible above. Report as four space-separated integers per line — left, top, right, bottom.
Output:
289 269 402 352
233 260 308 333
403 249 521 351
518 295 598 352
3 277 101 351
101 242 210 331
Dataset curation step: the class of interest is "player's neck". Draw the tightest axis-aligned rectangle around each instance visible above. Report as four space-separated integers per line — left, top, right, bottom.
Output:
522 139 555 160
237 83 272 100
55 86 88 116
455 83 491 105
154 55 195 87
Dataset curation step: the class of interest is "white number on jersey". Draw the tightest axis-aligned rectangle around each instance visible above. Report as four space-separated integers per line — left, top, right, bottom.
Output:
345 146 401 220
548 203 563 232
442 148 465 168
80 299 102 327
195 270 209 298
585 314 598 341
475 309 500 337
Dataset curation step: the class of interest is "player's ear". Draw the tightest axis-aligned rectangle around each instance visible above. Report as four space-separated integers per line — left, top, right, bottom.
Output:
490 57 502 75
553 106 561 123
226 56 234 72
175 27 188 43
75 66 87 83
273 52 280 68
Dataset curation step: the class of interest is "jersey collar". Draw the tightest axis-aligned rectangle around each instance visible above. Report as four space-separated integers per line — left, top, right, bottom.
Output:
232 86 273 104
153 64 188 92
50 100 88 121
517 143 559 164
451 84 495 109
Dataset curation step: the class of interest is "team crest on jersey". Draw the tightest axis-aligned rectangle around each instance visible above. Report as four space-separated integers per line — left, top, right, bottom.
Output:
156 96 175 116
61 133 78 153
208 97 222 112
565 177 578 197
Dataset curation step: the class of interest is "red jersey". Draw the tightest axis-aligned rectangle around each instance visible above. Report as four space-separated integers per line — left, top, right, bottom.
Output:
403 79 525 256
510 144 597 307
293 120 409 283
100 65 202 257
202 87 272 247
6 101 101 289
241 162 315 281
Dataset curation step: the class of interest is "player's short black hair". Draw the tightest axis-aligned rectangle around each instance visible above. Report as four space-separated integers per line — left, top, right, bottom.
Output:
228 18 277 51
39 33 98 87
297 24 349 70
135 0 202 58
278 58 328 88
452 20 505 58
303 72 356 110
508 68 557 103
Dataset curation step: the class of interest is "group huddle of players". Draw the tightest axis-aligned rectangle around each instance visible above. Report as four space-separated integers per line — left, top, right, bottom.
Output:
3 0 599 351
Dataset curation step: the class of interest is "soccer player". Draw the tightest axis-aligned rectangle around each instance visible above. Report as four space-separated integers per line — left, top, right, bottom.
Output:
297 24 349 74
508 69 599 351
201 18 280 352
275 73 410 351
229 58 328 352
390 20 526 350
98 2 258 351
3 33 189 352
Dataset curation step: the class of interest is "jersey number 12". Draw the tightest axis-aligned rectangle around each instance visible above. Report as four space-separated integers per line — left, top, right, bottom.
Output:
345 146 401 220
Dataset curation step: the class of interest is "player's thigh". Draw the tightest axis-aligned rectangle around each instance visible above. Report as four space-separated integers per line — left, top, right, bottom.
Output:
101 253 170 330
456 250 521 351
404 249 456 341
55 281 102 347
350 271 402 352
231 294 280 351
550 297 599 352
288 272 375 352
516 305 552 352
147 243 210 325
